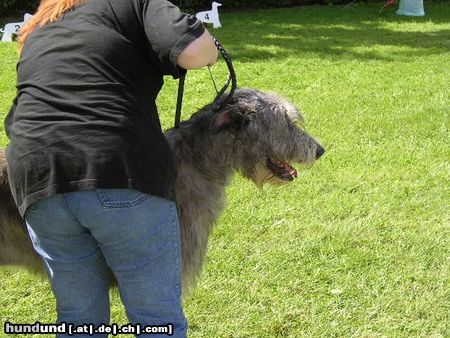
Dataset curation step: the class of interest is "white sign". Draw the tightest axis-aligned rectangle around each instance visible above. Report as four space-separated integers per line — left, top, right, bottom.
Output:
1 13 33 42
196 2 222 28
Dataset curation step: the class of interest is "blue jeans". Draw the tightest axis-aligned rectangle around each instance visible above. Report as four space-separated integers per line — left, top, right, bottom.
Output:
25 189 187 337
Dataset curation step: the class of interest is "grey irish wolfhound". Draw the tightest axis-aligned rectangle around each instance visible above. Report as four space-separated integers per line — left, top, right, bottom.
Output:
0 88 324 294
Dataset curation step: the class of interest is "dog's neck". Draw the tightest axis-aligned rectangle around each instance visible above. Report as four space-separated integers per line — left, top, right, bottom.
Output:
165 125 239 291
166 128 238 186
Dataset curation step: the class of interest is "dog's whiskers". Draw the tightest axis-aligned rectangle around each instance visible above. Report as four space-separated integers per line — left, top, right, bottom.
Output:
262 171 275 186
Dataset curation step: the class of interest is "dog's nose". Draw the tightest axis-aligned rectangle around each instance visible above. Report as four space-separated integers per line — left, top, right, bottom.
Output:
316 144 325 159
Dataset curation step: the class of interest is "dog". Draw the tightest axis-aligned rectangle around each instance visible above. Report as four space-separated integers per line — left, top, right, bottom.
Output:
195 2 222 29
0 88 324 294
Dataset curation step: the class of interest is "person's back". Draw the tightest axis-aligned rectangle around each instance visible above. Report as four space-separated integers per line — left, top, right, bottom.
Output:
6 0 205 216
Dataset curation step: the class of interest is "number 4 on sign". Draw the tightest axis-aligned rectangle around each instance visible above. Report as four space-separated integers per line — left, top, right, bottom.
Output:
195 2 222 28
1 14 33 42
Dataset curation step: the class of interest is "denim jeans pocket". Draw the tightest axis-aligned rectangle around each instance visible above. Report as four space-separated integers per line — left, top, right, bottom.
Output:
95 189 151 208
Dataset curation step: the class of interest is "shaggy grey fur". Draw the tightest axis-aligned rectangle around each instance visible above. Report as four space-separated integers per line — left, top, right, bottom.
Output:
0 88 324 294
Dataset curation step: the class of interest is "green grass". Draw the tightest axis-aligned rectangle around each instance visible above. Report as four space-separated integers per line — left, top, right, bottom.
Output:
1 3 449 337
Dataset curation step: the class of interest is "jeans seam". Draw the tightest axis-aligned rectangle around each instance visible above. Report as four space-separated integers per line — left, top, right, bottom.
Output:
96 189 151 209
60 193 83 226
171 203 182 297
96 188 107 206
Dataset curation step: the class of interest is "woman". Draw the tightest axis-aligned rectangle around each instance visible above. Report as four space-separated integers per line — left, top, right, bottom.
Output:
4 0 217 337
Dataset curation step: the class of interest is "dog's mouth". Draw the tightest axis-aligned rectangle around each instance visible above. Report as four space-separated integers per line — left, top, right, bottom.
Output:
266 158 298 181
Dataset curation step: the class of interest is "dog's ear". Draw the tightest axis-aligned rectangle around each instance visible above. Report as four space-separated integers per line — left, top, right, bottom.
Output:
213 109 255 130
213 110 232 129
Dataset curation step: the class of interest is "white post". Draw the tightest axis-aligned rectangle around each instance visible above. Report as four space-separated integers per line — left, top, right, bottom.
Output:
396 0 425 16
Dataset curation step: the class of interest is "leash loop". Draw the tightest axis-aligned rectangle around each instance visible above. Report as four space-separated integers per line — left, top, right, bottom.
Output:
211 37 237 110
174 36 237 128
208 65 219 94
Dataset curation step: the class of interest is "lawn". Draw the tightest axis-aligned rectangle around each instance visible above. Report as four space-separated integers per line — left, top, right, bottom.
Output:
0 3 449 337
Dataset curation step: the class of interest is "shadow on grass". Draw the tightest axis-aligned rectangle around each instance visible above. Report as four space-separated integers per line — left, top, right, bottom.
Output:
216 4 450 62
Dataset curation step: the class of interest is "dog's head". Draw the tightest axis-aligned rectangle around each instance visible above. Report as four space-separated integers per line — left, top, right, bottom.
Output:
213 88 324 187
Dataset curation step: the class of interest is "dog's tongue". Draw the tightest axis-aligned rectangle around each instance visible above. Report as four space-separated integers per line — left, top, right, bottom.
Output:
283 163 298 179
267 158 298 181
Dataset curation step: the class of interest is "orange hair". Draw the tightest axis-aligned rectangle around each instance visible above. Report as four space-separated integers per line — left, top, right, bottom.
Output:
19 0 84 49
